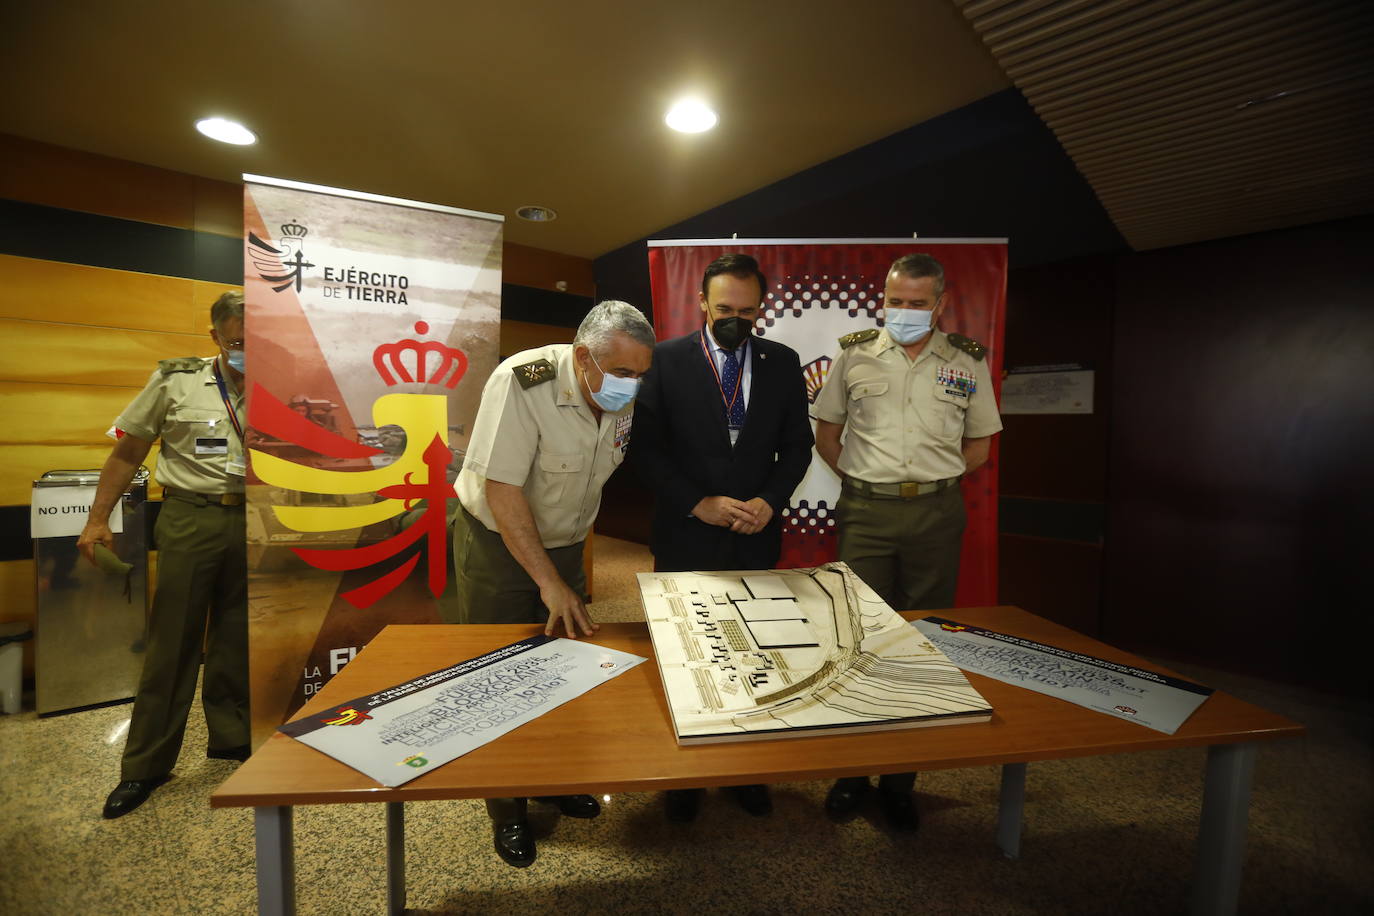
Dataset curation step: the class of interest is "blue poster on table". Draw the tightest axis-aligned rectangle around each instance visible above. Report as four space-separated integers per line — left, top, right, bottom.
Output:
280 636 645 786
912 618 1212 734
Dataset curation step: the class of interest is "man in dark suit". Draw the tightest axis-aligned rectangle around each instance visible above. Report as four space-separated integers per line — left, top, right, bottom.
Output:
633 253 814 821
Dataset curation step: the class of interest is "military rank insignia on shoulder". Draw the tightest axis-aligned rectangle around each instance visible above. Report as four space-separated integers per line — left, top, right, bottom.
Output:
947 333 987 361
838 328 880 349
158 357 205 374
513 358 556 389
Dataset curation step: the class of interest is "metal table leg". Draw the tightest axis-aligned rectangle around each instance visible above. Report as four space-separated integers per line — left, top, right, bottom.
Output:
254 806 296 916
387 801 406 916
997 762 1028 859
1190 743 1257 916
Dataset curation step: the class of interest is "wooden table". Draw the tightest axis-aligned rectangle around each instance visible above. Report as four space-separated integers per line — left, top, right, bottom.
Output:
211 607 1304 916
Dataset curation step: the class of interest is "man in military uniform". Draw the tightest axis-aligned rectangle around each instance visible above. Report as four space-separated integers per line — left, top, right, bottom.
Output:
78 291 251 819
812 253 1002 831
444 299 655 868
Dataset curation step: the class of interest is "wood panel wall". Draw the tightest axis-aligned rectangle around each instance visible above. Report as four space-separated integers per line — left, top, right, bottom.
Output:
0 134 595 668
1103 215 1374 693
996 216 1372 694
997 255 1114 636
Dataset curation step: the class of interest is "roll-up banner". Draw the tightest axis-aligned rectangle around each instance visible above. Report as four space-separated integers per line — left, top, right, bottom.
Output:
243 175 502 745
647 239 1006 606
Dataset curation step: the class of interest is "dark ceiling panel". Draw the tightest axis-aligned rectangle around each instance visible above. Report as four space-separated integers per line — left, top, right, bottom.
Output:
955 0 1374 250
595 90 1126 311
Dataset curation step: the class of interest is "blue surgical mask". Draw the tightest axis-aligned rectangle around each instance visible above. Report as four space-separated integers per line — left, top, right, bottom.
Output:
588 351 639 412
883 307 934 344
225 349 246 373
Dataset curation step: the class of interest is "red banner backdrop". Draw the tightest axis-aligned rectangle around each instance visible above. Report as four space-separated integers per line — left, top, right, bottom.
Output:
647 239 1007 606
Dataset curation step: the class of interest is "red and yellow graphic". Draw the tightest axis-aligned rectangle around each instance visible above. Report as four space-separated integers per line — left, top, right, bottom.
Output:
249 329 467 609
323 706 373 726
242 175 502 747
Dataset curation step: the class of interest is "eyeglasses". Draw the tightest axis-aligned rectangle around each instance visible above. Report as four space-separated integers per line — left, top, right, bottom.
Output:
221 339 245 349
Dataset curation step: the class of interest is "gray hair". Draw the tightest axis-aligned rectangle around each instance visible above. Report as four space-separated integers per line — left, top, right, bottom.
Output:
573 300 655 356
889 253 945 298
210 290 245 328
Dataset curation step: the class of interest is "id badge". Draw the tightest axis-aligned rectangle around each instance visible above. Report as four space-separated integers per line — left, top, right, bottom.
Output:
196 437 229 455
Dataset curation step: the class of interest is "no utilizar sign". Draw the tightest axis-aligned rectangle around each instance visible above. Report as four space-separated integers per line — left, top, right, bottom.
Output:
31 486 124 539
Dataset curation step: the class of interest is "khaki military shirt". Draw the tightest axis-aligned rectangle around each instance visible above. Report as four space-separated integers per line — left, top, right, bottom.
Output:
813 329 1002 483
456 344 632 549
116 356 246 494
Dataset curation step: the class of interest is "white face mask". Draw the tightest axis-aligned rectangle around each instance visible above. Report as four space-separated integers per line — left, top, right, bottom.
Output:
883 307 934 344
587 350 639 411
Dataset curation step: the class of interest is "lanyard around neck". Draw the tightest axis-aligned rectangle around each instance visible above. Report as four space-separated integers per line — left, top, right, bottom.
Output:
698 329 746 413
212 360 245 443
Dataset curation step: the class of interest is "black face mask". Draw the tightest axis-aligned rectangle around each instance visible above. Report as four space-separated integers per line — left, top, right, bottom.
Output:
711 316 752 350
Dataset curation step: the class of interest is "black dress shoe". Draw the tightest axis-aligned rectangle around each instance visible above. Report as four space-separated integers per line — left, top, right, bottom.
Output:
493 820 536 868
880 789 921 832
731 784 772 816
825 776 871 819
665 788 703 823
207 745 251 762
533 794 601 819
102 775 170 819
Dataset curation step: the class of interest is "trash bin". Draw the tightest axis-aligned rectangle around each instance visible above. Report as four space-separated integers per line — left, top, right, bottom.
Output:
0 623 32 714
31 468 151 715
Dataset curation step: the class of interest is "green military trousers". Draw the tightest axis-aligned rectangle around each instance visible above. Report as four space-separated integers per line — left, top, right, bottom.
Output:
835 481 966 613
120 494 248 780
444 503 586 626
446 502 588 824
835 481 965 796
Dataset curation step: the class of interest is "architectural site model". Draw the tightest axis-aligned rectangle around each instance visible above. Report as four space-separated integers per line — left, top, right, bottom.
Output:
638 562 992 744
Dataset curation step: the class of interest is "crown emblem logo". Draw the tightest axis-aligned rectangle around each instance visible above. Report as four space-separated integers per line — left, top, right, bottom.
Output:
373 321 469 389
247 221 313 293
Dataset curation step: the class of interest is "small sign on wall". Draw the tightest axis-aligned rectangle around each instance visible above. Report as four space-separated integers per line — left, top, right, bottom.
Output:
1001 363 1094 415
31 486 124 539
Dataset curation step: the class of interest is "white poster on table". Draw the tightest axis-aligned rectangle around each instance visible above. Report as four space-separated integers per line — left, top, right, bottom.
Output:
913 617 1212 734
280 636 645 786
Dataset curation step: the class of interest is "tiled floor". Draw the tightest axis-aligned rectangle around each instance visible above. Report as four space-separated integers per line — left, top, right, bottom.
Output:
1 536 1370 914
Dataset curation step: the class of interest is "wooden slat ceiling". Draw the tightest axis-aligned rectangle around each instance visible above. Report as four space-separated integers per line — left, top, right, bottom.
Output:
955 0 1374 250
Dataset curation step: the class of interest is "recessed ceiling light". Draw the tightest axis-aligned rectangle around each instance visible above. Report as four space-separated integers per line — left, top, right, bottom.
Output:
516 205 558 222
195 117 257 145
665 99 718 133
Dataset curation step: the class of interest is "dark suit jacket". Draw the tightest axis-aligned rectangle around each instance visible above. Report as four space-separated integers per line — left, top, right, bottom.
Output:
632 329 814 571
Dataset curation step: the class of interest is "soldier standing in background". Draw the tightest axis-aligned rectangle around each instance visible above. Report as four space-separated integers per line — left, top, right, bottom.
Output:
79 291 251 819
812 253 1002 830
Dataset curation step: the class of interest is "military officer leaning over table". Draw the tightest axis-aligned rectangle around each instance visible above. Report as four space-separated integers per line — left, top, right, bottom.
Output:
443 299 655 868
812 253 1002 832
78 290 251 820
